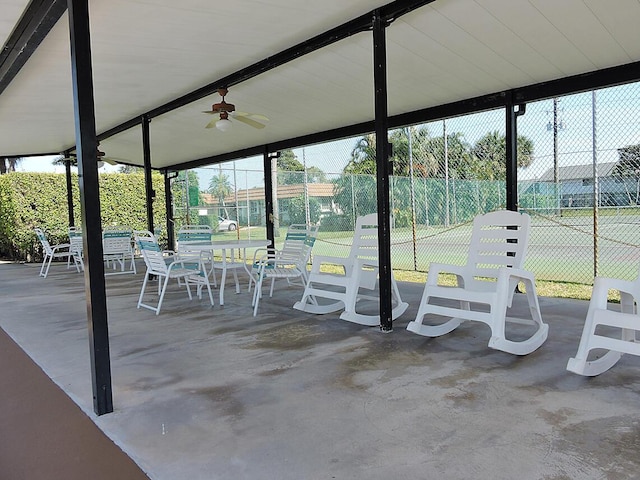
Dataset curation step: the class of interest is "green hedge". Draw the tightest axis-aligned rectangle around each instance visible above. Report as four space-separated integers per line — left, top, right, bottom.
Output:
0 172 166 261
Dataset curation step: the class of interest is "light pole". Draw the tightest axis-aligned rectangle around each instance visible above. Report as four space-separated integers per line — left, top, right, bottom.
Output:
547 98 565 214
407 126 418 271
444 119 450 227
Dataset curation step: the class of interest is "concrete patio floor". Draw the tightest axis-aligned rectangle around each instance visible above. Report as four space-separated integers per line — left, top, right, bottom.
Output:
1 259 640 479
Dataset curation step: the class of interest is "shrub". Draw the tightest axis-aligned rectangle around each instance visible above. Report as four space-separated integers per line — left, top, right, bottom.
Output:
0 172 166 261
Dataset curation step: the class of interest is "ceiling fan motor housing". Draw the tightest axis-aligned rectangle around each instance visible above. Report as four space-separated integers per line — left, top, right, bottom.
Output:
211 100 235 113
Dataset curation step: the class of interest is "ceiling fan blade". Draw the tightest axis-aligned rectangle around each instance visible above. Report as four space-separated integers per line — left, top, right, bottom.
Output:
205 118 219 129
234 111 269 122
102 157 118 166
233 115 266 129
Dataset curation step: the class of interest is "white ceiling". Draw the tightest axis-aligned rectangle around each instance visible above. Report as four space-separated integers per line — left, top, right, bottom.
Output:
1 0 639 169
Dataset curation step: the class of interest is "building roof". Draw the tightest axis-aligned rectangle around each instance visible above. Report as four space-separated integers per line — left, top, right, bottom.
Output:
202 183 336 205
538 161 619 182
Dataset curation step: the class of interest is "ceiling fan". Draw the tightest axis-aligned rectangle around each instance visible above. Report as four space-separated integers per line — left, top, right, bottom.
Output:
62 145 118 168
203 87 268 131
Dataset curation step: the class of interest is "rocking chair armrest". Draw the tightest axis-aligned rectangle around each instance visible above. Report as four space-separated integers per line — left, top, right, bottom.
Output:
426 263 468 285
353 257 379 269
497 266 536 282
589 276 640 312
310 254 349 273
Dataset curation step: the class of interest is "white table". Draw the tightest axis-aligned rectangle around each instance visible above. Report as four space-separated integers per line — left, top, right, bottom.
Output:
179 239 270 305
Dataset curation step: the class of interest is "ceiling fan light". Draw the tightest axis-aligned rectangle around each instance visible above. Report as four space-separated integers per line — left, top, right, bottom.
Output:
216 118 232 132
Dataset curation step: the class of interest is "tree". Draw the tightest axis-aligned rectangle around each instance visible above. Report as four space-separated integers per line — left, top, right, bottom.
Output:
305 165 327 183
277 149 305 185
612 145 640 204
612 145 640 176
288 194 321 224
1 157 22 174
119 165 143 174
390 127 439 178
208 172 232 215
345 134 376 175
470 131 534 180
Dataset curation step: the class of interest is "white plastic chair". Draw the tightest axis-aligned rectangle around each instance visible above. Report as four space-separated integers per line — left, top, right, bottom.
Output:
251 225 319 316
176 224 212 267
34 227 74 278
406 210 548 355
137 238 214 315
567 269 640 376
68 227 84 272
103 227 136 275
249 224 319 292
293 213 408 327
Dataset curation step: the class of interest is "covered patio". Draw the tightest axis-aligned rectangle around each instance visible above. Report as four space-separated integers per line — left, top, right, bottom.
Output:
2 1 639 417
1 259 640 479
2 2 640 476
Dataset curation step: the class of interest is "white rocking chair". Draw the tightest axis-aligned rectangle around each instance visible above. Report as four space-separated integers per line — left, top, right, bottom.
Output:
293 213 408 327
567 270 640 376
406 210 548 355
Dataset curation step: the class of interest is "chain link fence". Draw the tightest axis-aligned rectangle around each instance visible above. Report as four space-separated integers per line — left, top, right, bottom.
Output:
171 81 640 291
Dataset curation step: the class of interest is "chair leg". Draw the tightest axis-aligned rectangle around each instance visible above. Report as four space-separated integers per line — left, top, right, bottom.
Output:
130 253 137 274
156 275 172 315
43 254 54 278
252 273 265 316
39 255 49 277
269 277 276 298
137 272 151 309
487 277 548 355
203 278 214 306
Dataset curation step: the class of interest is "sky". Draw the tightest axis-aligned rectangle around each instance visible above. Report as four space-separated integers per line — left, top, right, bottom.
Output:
17 155 120 174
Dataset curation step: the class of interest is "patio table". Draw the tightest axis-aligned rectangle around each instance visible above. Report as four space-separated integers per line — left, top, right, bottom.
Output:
179 239 270 305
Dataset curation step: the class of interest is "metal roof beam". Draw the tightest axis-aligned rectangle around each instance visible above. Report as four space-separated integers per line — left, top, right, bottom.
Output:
0 0 67 96
168 59 640 172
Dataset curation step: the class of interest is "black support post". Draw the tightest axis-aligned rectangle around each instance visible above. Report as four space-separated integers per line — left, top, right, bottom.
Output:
164 170 176 251
142 115 155 233
373 11 393 332
67 0 113 416
263 149 276 247
65 158 74 226
505 93 526 212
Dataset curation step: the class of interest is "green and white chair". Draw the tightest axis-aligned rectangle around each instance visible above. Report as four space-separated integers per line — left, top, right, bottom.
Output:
103 227 136 275
137 238 214 315
251 224 319 316
68 226 84 272
34 227 74 278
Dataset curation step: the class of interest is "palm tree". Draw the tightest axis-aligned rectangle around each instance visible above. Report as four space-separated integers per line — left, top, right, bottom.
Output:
0 157 22 174
208 173 232 217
